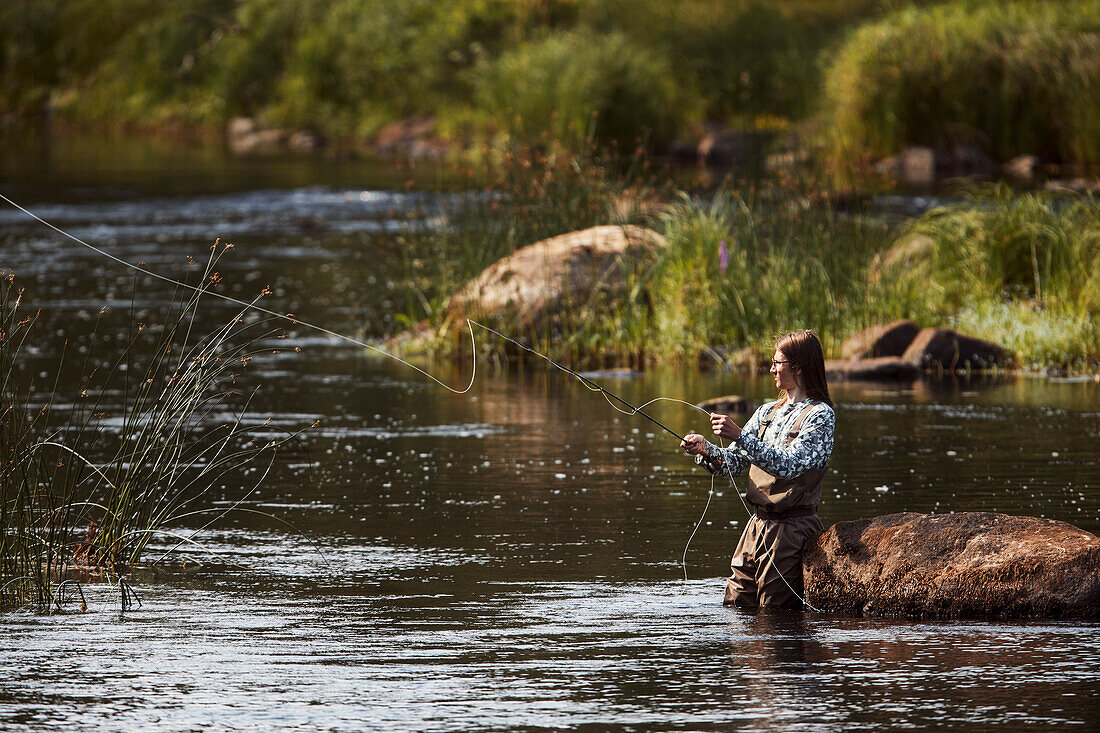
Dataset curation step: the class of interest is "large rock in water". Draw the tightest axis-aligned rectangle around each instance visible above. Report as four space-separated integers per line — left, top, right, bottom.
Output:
804 512 1100 619
902 327 1007 369
445 225 666 329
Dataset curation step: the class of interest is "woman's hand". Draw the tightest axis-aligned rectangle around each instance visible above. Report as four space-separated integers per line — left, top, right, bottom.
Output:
680 433 707 456
710 412 742 441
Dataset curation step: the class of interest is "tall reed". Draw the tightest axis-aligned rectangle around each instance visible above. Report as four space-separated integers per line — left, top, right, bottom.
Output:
1 246 306 612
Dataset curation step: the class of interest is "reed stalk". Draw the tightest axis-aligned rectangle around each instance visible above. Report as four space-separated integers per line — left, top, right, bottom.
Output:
1 245 306 612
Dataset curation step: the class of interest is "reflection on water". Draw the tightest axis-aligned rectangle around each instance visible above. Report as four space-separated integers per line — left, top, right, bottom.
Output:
1 137 1098 731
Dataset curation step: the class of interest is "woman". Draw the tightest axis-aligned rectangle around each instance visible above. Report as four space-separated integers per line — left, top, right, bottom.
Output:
681 330 835 609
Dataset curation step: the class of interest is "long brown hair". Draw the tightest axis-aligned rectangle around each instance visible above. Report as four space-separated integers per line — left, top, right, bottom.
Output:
775 330 833 408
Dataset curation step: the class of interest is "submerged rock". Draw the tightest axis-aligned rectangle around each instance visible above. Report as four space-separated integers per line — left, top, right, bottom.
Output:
804 512 1100 619
825 356 921 382
445 225 666 330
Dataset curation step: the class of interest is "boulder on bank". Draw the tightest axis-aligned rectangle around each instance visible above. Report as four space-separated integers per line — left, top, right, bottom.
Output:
840 319 921 360
374 116 450 159
902 327 1007 369
874 146 995 187
1004 154 1041 184
697 128 776 166
874 146 936 187
826 356 921 382
445 225 666 330
696 395 759 415
227 117 323 155
804 512 1100 619
227 117 285 154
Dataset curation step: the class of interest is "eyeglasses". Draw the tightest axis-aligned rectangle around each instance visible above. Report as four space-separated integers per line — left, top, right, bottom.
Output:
770 359 790 367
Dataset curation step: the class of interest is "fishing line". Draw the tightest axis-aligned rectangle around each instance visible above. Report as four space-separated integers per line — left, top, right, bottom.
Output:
3 192 819 610
1 192 686 439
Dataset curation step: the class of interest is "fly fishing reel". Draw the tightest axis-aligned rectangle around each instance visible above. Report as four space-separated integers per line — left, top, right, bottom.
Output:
694 452 725 475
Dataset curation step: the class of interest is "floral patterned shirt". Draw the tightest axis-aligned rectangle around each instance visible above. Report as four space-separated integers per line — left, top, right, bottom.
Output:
701 399 835 479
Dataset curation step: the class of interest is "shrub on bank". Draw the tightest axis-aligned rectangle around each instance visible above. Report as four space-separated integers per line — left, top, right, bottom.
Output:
648 189 889 361
823 0 1100 163
879 190 1100 313
474 28 691 150
581 0 816 123
256 0 533 139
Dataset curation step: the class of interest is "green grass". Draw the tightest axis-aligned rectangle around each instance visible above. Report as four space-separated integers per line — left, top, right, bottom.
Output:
871 188 1100 369
386 156 1099 373
1 248 307 612
473 27 689 151
647 188 891 361
822 0 1100 163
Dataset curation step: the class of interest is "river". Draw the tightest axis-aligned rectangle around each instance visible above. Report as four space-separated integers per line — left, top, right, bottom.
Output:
1 135 1097 731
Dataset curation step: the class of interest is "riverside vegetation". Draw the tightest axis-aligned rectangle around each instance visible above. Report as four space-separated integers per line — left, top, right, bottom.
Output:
394 152 1100 372
2 0 1099 167
0 247 307 612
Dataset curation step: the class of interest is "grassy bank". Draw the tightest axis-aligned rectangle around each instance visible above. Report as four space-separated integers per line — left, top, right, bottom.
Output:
391 155 1099 372
1 252 303 612
6 0 846 145
12 0 1099 167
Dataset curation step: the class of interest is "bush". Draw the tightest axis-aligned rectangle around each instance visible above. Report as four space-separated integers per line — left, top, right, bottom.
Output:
878 189 1100 311
581 0 814 123
246 0 531 137
475 28 693 150
34 0 235 128
0 0 67 115
822 0 1100 162
649 188 888 359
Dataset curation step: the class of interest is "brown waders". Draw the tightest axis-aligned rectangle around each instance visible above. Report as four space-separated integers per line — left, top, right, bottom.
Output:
724 401 827 610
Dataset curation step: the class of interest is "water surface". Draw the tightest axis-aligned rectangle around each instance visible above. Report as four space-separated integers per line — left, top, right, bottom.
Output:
1 136 1097 731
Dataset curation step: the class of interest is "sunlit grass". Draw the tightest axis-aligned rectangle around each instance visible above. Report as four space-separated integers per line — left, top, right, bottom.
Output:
950 302 1098 371
389 162 1099 373
822 0 1100 163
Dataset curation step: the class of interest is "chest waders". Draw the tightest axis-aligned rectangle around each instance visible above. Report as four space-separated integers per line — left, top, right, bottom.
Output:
724 400 827 609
